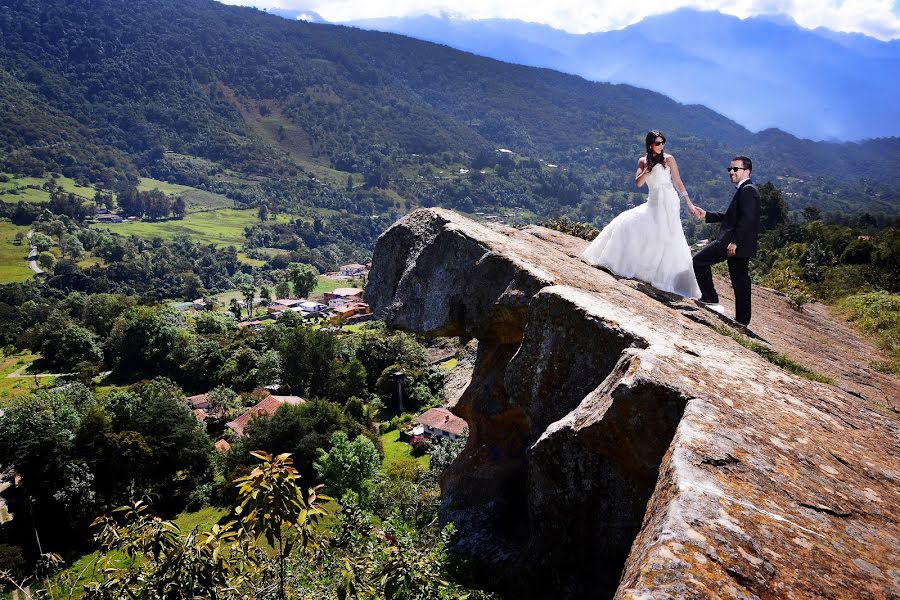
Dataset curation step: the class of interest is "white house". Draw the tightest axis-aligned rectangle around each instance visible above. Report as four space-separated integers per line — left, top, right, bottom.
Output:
339 263 368 277
415 407 468 441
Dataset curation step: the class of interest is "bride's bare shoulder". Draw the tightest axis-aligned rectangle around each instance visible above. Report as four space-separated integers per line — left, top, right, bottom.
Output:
637 155 647 166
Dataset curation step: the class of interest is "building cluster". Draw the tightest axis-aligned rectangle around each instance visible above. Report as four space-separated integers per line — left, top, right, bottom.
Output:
233 287 373 330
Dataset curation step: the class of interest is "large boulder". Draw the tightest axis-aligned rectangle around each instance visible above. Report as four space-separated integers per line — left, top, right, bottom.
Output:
366 208 900 599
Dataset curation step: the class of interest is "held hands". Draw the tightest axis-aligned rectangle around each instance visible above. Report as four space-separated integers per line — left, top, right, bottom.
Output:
727 243 737 257
689 205 705 219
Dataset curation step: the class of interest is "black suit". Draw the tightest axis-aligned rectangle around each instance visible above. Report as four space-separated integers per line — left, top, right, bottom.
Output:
693 180 761 325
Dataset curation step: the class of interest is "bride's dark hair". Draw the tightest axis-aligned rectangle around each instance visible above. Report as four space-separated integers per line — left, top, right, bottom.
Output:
645 130 667 170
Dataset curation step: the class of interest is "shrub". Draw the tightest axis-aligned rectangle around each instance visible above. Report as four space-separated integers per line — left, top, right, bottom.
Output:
539 217 599 241
410 435 430 457
838 291 900 373
763 266 815 311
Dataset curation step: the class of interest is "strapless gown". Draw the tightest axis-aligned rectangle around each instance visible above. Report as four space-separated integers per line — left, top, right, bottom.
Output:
582 163 701 298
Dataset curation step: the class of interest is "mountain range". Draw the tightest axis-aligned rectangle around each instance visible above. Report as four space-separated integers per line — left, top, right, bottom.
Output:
0 0 897 220
347 9 900 142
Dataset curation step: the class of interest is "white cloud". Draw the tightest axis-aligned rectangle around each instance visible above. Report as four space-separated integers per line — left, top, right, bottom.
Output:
218 0 900 40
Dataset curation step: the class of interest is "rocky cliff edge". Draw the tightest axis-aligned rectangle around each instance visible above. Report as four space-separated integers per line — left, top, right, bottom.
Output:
366 208 900 599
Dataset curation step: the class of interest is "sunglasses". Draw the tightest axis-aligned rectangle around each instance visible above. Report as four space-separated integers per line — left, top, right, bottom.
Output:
653 140 665 146
727 166 746 173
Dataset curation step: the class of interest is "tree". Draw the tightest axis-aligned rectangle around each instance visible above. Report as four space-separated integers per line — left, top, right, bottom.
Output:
181 271 205 299
194 310 237 334
37 251 56 270
81 452 330 600
61 234 84 259
241 284 256 317
230 297 242 320
235 451 329 598
144 189 172 220
275 280 291 300
19 310 104 371
0 384 125 547
108 306 191 378
106 379 213 513
758 181 789 232
172 196 186 219
257 203 269 222
31 232 53 253
239 400 358 483
802 206 822 222
314 431 380 499
207 385 239 411
279 326 337 396
287 263 319 299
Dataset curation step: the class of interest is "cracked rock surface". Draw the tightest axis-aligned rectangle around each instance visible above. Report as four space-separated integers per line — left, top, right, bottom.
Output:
366 208 900 599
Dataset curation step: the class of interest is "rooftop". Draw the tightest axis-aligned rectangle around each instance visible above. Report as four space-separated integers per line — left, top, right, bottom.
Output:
226 394 304 437
416 407 468 437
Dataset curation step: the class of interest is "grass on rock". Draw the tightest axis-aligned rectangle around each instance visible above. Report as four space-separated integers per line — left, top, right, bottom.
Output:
713 324 833 383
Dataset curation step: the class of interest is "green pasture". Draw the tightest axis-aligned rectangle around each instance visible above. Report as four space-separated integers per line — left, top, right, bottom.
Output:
0 221 35 284
0 173 97 204
137 177 194 196
0 351 57 407
380 429 430 471
137 177 234 213
92 208 254 248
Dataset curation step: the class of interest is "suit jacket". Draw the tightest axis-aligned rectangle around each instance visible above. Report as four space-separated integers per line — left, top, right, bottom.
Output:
705 179 761 258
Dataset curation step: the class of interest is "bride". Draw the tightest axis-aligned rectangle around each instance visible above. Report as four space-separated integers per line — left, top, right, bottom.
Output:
582 130 702 299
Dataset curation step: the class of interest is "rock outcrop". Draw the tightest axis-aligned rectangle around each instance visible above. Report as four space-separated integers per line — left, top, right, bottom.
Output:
366 208 900 599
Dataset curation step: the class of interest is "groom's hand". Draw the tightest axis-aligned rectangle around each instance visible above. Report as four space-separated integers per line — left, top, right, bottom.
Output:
727 242 737 257
692 206 705 219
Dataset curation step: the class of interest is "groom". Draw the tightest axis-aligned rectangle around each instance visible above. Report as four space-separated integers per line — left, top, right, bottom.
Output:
693 156 761 326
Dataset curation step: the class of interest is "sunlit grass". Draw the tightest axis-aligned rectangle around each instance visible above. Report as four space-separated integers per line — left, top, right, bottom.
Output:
838 291 900 374
713 324 833 383
380 429 430 470
92 208 254 248
0 351 57 407
0 173 96 204
0 220 33 284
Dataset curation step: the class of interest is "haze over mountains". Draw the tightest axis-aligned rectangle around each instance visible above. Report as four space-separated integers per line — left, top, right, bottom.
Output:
347 9 900 142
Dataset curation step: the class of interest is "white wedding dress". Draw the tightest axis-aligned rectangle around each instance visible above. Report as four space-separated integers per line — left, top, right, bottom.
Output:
582 162 702 298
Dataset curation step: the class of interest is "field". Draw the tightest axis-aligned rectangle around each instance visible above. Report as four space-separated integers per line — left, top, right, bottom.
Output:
0 352 57 407
137 177 234 213
380 429 430 470
92 208 256 248
314 276 364 295
0 173 97 204
0 221 35 284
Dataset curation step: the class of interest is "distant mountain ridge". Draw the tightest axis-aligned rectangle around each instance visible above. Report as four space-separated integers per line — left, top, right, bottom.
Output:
347 9 900 141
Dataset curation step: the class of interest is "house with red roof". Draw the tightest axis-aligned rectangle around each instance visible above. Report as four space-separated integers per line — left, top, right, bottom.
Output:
186 393 210 410
412 407 468 441
225 393 305 438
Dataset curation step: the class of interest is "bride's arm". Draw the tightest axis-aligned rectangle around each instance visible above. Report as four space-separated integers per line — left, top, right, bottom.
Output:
667 155 699 214
635 157 652 187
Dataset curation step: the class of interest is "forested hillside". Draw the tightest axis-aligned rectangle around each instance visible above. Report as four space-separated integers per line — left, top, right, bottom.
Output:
0 0 898 227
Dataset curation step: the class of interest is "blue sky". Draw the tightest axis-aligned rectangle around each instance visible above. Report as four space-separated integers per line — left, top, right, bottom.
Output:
220 0 900 40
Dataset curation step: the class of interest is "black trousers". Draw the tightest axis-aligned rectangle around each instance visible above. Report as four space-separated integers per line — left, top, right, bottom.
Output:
692 242 752 326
